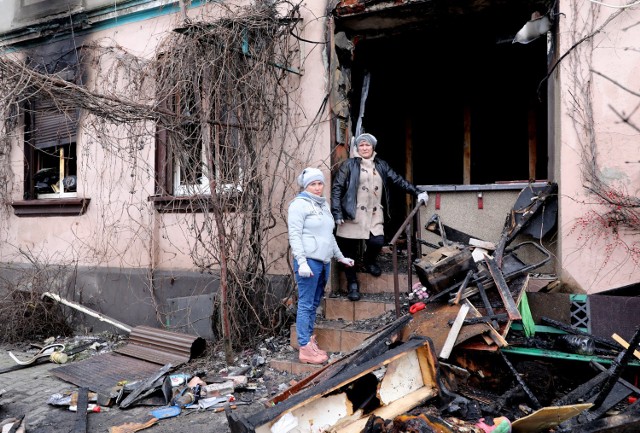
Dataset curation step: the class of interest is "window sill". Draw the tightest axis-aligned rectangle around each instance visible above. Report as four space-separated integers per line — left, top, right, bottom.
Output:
149 195 215 213
11 198 91 217
417 181 549 193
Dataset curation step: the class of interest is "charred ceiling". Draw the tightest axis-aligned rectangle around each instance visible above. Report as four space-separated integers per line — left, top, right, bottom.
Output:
332 0 554 39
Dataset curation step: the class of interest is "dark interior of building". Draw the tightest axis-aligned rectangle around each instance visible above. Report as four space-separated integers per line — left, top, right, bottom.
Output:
334 0 553 238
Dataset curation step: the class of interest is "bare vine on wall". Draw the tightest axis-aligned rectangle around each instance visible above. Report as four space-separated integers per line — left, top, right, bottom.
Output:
0 1 314 357
563 0 640 278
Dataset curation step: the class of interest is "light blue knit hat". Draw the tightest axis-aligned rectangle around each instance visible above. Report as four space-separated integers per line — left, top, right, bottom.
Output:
355 133 377 148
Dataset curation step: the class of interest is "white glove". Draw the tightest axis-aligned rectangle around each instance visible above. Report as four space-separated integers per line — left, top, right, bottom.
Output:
298 262 313 278
336 219 344 225
417 191 429 204
338 257 354 267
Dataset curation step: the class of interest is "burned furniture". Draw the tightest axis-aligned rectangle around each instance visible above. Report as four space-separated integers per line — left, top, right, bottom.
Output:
228 318 443 433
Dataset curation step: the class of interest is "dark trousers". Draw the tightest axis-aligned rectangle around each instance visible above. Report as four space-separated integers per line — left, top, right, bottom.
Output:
337 233 384 283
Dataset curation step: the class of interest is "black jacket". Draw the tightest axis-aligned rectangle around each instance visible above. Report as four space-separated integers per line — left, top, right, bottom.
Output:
331 156 420 221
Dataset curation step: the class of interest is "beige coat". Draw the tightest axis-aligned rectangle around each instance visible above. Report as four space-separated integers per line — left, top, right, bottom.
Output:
336 155 384 239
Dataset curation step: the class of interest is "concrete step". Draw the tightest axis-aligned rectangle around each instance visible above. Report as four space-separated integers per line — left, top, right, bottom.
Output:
323 292 396 321
272 320 377 375
337 270 418 294
269 352 326 376
270 259 418 375
289 319 377 353
273 309 403 375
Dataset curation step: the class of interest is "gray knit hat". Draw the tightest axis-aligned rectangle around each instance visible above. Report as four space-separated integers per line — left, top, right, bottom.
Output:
297 167 325 189
355 133 377 148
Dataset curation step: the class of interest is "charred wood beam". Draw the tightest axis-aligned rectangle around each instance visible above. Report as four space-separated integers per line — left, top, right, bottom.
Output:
451 269 474 305
499 351 541 410
72 387 89 433
475 278 500 329
591 361 640 395
552 370 609 407
562 381 633 429
481 384 523 415
565 412 640 433
591 325 640 409
485 255 521 320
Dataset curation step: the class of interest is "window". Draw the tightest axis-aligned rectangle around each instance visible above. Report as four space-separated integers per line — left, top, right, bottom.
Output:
170 85 209 197
10 45 90 217
25 99 78 199
153 80 244 211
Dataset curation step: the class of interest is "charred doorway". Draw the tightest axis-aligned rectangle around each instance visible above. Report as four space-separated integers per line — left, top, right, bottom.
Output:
332 0 553 242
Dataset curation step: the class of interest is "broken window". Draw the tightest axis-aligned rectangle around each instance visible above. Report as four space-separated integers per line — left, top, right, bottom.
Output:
24 98 79 199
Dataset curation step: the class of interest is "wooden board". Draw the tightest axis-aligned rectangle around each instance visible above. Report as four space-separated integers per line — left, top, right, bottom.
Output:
402 303 492 354
511 403 593 433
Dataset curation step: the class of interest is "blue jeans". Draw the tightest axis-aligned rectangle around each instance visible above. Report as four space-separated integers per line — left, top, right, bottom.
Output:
294 258 330 347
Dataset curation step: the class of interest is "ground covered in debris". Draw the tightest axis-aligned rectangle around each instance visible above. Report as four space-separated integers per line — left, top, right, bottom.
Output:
2 319 640 433
0 334 303 433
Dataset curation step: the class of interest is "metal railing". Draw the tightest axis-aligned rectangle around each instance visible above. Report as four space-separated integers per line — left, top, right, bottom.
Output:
389 201 424 318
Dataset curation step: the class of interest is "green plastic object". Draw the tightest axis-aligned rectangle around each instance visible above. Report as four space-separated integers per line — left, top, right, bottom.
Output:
518 291 536 337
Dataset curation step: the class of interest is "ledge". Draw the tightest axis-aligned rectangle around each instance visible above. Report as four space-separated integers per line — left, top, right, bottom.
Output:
417 181 550 193
11 198 91 217
149 195 214 213
149 193 242 213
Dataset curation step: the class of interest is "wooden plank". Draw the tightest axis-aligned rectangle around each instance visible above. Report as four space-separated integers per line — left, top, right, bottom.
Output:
72 387 89 433
439 303 470 359
464 299 507 347
403 303 492 353
611 333 640 360
484 255 521 320
469 238 496 250
463 103 471 185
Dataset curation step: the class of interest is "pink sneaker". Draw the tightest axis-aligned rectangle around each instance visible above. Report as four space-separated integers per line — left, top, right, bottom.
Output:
299 342 328 364
310 335 328 357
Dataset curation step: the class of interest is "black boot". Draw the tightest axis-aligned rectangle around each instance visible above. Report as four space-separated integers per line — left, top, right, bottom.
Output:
347 282 361 301
365 262 382 277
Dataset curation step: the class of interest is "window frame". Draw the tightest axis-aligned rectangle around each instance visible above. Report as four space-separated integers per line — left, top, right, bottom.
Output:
152 83 245 212
26 98 79 199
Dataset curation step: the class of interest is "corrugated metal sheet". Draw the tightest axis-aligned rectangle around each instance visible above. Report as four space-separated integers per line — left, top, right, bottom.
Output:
51 352 165 395
114 326 206 366
52 327 206 395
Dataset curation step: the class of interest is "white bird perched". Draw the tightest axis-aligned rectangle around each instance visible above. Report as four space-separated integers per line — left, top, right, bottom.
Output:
513 11 553 44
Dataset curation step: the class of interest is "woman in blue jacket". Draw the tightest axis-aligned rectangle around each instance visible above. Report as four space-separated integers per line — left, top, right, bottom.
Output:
288 167 354 364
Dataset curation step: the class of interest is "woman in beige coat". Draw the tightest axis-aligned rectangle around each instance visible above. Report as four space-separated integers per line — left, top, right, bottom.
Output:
331 133 428 301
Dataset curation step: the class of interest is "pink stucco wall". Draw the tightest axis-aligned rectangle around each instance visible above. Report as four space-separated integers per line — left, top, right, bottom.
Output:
1 0 637 295
1 1 332 277
557 1 640 293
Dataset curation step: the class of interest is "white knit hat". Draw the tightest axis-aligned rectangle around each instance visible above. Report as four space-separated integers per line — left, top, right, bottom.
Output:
297 167 325 189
